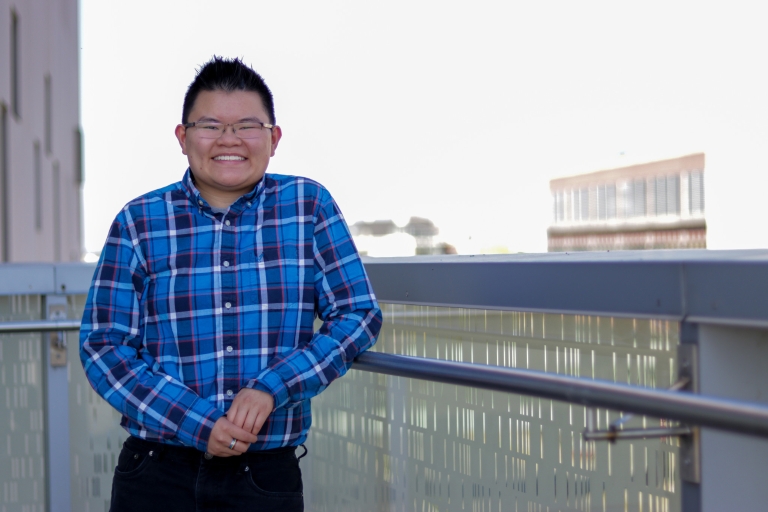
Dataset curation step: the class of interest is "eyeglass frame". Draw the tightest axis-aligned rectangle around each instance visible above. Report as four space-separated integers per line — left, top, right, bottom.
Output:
182 120 275 139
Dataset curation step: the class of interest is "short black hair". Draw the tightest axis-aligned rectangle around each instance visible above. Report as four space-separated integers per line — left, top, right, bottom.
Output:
182 56 276 125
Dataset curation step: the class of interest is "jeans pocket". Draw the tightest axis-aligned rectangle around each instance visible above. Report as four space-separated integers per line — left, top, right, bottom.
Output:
244 453 303 497
114 444 153 479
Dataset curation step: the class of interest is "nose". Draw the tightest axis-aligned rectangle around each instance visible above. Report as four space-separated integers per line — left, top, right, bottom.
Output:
217 124 241 143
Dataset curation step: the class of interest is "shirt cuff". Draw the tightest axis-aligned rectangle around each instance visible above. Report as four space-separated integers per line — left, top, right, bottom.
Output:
175 397 225 452
246 369 290 409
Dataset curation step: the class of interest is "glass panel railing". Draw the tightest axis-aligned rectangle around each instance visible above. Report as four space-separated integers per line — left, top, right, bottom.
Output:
66 294 126 512
0 295 46 511
306 303 681 512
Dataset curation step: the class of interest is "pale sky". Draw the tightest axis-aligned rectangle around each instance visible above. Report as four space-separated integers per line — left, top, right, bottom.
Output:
80 1 768 255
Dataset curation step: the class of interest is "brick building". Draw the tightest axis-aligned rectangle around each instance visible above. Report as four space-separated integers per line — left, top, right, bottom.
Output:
548 153 705 251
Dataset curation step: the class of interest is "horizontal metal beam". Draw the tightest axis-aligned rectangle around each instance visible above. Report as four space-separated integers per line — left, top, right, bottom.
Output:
363 250 768 326
0 262 96 296
0 320 81 333
353 351 768 440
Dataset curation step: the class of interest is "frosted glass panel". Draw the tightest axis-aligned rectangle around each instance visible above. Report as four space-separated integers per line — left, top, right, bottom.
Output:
306 304 680 512
0 295 46 512
67 294 126 512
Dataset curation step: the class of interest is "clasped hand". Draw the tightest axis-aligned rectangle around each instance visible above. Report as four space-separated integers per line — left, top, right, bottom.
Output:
206 388 275 457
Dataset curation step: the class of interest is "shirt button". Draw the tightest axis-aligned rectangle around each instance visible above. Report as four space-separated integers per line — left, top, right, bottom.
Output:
225 220 231 226
246 202 252 207
198 200 203 206
225 302 232 309
223 261 230 267
226 390 234 397
204 453 213 460
226 346 233 353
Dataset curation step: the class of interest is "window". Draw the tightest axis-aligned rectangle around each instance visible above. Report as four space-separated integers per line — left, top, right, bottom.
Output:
633 179 646 217
596 184 616 220
11 10 20 118
690 170 705 214
580 188 589 221
654 175 681 216
34 141 42 230
74 127 84 184
654 176 667 215
45 74 52 154
0 105 7 261
624 179 646 218
53 161 61 260
553 192 563 222
666 175 680 215
605 184 617 219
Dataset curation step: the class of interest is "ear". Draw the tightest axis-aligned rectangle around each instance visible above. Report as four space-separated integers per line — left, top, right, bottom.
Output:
270 125 283 157
175 124 189 155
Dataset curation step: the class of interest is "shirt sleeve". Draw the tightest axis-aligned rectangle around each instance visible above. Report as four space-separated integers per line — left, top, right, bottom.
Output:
79 214 223 452
245 192 383 407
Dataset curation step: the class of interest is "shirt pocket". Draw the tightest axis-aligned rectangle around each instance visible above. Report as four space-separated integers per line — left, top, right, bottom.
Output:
250 244 300 307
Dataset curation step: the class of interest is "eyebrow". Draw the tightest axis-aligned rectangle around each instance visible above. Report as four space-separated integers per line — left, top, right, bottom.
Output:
194 116 265 124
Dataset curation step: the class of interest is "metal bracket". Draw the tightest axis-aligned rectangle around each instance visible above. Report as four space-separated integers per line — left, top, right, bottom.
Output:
677 343 700 484
582 344 700 482
46 298 68 367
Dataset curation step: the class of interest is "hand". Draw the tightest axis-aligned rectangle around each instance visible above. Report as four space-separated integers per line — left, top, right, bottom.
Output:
206 417 257 457
227 388 275 436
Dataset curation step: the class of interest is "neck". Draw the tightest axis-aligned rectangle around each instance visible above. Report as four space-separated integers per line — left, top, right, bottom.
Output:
198 189 237 209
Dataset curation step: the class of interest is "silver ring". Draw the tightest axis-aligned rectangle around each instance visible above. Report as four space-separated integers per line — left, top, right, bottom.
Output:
228 438 237 450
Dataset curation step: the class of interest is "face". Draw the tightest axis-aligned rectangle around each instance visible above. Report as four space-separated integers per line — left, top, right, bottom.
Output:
175 89 282 207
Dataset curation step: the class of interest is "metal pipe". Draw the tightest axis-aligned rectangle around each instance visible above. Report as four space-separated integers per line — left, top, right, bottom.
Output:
0 320 81 333
353 351 768 440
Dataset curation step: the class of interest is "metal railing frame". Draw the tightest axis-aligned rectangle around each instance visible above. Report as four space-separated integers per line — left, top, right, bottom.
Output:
3 320 767 440
352 351 768 439
4 254 768 512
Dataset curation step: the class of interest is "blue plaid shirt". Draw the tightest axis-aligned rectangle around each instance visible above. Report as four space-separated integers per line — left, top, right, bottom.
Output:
80 170 382 452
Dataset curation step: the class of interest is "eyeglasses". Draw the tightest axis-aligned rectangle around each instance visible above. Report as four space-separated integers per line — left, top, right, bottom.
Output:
183 121 274 139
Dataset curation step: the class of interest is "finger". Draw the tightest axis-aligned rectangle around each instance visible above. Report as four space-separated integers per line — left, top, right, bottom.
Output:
251 410 267 435
242 407 260 434
229 421 258 444
232 405 251 430
207 418 257 456
228 438 250 454
226 401 239 422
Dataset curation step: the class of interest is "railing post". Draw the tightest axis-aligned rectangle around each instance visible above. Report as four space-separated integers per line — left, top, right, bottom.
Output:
678 321 701 512
44 294 71 512
697 323 768 512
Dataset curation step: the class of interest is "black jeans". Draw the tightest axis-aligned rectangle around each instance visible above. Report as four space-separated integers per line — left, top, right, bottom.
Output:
110 437 304 512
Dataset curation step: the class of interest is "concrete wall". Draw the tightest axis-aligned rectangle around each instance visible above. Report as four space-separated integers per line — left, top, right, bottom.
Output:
0 0 82 262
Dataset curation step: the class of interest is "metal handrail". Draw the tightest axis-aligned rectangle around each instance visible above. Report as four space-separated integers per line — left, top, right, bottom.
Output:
5 320 768 440
0 319 81 333
353 351 768 440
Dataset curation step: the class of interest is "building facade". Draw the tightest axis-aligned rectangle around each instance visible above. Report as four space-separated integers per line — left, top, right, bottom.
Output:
549 153 705 251
0 0 82 262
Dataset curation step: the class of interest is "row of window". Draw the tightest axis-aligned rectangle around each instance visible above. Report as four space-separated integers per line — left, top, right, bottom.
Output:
2 9 83 262
553 170 705 223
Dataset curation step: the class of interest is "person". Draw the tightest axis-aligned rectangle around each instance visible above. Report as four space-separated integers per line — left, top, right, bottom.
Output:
79 56 382 512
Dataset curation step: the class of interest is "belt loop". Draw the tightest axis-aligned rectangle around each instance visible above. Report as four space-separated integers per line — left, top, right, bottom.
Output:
297 444 308 460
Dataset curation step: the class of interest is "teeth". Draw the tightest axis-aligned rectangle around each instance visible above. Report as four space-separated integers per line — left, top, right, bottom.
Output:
214 155 245 161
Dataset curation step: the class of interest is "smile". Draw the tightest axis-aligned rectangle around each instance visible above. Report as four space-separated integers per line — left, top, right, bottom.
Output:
213 155 246 161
